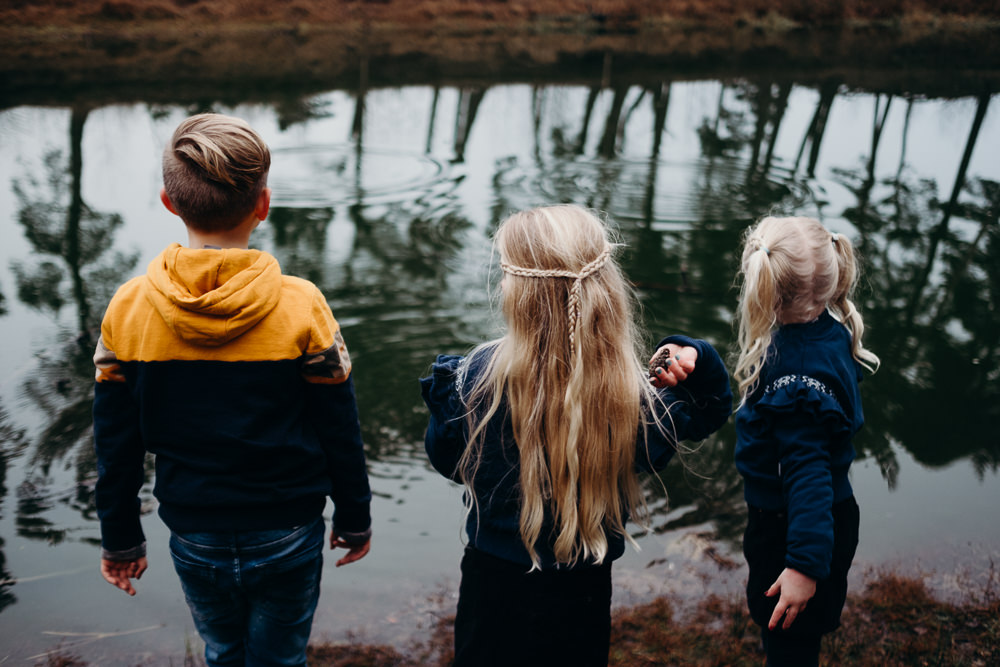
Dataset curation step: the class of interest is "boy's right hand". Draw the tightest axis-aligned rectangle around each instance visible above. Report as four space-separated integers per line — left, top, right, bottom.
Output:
101 557 147 596
649 344 698 388
330 532 371 567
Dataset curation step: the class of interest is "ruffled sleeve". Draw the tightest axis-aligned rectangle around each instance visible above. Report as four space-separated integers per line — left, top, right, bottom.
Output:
753 374 850 580
420 354 469 482
752 374 849 433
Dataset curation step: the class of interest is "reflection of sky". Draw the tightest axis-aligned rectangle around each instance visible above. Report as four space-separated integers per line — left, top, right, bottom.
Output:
0 84 998 661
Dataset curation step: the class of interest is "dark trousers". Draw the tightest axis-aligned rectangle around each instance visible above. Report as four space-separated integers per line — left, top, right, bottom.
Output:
743 497 860 667
454 546 613 667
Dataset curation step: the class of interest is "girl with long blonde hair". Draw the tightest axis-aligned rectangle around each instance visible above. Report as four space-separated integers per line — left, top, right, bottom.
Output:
733 215 879 667
421 204 732 666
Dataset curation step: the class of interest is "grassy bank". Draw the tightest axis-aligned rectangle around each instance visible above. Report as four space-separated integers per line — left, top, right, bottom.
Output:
4 0 1000 31
293 571 998 667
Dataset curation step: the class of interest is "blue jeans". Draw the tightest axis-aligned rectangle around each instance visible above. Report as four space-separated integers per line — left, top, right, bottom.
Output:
168 516 325 667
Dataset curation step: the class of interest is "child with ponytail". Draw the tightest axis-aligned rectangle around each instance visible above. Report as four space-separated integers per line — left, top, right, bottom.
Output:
733 215 879 666
421 204 732 666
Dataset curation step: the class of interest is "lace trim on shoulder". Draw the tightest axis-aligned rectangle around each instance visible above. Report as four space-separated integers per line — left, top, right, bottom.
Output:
765 374 838 405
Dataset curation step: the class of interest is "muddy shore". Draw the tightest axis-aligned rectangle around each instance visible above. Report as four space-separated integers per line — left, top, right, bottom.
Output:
3 1 1000 108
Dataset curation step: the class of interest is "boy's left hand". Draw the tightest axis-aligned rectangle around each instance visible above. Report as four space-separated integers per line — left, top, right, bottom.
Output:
649 344 698 388
100 557 147 596
330 532 371 567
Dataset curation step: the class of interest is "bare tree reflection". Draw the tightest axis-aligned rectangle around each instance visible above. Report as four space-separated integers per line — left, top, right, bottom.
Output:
10 106 139 543
834 101 999 479
0 407 27 613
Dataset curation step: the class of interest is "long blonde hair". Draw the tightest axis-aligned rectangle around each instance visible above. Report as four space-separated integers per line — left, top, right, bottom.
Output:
734 215 880 403
459 205 658 568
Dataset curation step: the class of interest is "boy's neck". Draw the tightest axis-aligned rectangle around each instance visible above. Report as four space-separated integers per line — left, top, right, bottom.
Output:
186 216 259 250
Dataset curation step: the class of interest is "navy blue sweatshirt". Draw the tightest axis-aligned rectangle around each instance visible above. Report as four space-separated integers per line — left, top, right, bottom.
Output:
93 245 372 559
421 335 732 570
734 310 864 580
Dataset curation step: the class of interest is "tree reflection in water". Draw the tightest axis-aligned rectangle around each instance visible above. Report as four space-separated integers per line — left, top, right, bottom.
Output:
0 78 995 588
10 107 141 546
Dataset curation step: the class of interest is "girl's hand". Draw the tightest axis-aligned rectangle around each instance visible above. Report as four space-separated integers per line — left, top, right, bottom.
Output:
765 567 817 630
649 344 698 388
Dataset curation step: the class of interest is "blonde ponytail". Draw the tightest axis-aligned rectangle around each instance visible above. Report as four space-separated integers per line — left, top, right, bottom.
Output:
830 233 880 372
734 231 780 404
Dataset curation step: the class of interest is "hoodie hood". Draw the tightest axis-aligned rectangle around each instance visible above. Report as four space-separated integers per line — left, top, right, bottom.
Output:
143 243 282 346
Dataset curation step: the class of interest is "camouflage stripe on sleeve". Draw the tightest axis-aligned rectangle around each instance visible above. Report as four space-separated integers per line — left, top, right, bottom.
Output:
94 336 126 383
301 330 352 384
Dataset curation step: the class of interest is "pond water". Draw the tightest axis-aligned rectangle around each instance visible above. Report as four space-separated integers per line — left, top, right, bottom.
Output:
1 56 999 663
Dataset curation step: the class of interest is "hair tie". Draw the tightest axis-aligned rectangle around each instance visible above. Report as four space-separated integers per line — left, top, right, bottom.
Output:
831 233 840 244
761 245 771 256
501 245 613 350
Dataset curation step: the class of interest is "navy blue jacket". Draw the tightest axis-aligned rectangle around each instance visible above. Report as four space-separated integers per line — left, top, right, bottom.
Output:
93 246 372 559
421 335 732 570
735 310 864 580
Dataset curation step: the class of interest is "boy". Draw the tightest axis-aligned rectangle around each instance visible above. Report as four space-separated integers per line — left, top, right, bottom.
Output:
93 113 372 666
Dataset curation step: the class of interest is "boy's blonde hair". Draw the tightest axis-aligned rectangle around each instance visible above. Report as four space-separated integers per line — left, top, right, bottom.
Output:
162 113 270 232
734 215 880 403
460 205 661 568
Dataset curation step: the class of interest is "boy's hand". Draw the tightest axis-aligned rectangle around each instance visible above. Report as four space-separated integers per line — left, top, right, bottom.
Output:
330 532 371 567
649 344 698 388
765 567 817 630
100 557 147 596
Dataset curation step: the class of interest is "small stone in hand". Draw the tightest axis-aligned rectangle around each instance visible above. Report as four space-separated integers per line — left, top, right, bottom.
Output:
648 347 673 378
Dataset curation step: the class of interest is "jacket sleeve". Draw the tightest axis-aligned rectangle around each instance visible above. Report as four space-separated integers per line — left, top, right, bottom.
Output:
637 335 733 473
419 355 468 482
92 333 147 560
754 381 851 581
302 294 372 544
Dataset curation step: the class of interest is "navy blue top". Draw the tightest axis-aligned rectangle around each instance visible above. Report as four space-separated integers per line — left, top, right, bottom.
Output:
734 310 864 580
421 335 733 570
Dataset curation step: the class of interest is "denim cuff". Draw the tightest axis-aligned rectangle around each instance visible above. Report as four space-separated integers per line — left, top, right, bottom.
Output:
335 527 371 546
102 542 147 561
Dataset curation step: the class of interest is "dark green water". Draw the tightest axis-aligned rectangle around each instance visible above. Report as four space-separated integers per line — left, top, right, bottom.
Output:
0 60 997 663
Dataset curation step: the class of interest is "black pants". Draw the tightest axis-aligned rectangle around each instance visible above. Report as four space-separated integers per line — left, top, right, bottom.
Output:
453 546 613 667
743 496 860 667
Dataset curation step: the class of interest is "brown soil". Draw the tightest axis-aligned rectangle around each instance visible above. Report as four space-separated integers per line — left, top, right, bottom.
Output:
3 1 1000 110
3 1 1000 31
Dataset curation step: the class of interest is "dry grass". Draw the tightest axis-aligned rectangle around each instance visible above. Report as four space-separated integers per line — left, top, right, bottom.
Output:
33 571 999 666
2 0 1000 31
302 571 1000 667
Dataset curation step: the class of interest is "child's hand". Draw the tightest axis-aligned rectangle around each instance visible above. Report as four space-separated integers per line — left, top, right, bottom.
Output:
330 532 371 567
648 344 698 388
765 567 817 630
100 557 147 596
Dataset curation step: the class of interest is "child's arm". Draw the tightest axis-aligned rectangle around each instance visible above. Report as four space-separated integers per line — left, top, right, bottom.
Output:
301 297 372 558
763 403 845 628
93 335 149 594
639 336 733 472
420 354 470 481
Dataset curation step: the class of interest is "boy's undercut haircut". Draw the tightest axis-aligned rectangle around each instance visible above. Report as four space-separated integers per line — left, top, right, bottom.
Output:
163 113 271 232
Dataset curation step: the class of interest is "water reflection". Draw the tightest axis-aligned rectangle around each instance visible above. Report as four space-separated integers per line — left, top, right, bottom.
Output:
0 67 997 654
8 108 141 548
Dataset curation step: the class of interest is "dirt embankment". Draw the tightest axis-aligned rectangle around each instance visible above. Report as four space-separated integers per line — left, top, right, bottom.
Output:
4 0 1000 31
3 1 1000 110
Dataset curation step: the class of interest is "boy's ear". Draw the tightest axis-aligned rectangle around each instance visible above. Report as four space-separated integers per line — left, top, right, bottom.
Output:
255 187 271 221
160 188 179 216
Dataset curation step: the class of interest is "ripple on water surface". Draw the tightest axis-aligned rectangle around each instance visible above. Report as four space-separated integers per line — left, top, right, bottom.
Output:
269 144 455 207
493 155 816 229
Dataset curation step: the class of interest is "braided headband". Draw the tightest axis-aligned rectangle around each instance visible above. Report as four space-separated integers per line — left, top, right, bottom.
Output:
501 245 613 350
